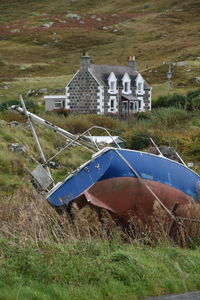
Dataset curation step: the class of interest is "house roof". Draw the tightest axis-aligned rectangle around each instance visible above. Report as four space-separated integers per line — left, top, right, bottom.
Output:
121 94 140 101
89 64 151 89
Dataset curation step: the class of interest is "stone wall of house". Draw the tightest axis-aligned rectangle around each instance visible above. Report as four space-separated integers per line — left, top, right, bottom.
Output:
68 70 99 114
143 89 151 111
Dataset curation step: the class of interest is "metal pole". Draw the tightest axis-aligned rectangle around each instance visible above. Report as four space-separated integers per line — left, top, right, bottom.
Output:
19 95 54 182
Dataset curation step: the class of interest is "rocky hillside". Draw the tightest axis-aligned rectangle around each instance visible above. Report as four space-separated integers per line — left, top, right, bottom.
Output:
0 0 200 102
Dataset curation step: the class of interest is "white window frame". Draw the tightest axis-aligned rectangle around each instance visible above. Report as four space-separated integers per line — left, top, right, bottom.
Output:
54 99 63 109
108 96 118 113
108 72 117 94
122 73 131 94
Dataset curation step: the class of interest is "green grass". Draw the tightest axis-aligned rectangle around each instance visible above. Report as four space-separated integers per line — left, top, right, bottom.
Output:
0 0 200 101
1 238 200 300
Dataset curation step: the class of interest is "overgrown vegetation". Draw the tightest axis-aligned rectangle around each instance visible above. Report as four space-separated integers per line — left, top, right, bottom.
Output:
1 0 200 297
0 104 200 299
1 187 200 299
153 88 200 110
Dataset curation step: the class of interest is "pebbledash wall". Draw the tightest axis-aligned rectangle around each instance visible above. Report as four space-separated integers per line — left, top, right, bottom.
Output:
44 54 152 115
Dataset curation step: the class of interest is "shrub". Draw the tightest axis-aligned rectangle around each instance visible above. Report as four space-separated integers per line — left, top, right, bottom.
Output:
153 94 186 109
151 107 188 128
126 132 152 150
0 99 19 111
0 99 39 113
191 96 200 110
186 89 200 111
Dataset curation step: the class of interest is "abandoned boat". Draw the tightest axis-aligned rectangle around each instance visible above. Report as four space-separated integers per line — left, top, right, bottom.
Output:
11 98 200 221
47 147 200 220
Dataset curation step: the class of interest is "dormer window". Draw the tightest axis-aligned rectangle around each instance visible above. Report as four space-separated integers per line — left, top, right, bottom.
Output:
122 73 131 94
136 74 144 94
108 72 117 94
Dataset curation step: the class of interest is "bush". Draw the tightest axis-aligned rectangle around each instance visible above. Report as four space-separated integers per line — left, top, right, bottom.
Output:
153 94 186 109
0 99 19 111
126 133 151 150
191 96 200 110
186 89 200 110
0 99 39 113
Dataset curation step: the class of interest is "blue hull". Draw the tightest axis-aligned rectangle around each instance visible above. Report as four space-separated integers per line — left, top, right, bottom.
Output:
47 148 200 216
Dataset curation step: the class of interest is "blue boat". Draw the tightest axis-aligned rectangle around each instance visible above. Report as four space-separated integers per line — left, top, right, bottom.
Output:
47 148 200 220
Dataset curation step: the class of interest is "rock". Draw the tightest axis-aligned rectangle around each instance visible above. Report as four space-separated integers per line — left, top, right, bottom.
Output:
91 15 96 19
196 77 200 84
10 28 20 33
37 88 48 94
113 29 118 33
54 88 65 94
47 161 60 169
66 13 80 20
149 147 179 161
111 14 118 17
80 20 85 24
143 3 150 8
186 69 191 72
0 85 9 89
176 61 186 67
9 143 26 153
96 17 102 22
102 26 108 30
26 89 36 97
42 22 54 28
9 121 20 127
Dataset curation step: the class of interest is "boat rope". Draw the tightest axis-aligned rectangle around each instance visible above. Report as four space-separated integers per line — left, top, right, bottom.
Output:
114 149 181 223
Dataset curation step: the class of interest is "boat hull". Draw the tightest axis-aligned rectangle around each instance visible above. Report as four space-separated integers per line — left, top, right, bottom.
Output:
83 177 192 220
47 148 200 219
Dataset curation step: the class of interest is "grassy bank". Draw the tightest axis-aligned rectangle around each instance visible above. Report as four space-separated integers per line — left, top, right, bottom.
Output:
1 238 200 300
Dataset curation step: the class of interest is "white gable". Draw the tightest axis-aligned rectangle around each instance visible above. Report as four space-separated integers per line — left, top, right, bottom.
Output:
135 73 144 84
122 72 131 82
108 72 117 82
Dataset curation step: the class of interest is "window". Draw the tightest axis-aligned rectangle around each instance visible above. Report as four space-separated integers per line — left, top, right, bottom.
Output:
123 101 128 112
138 82 142 92
130 102 134 111
110 99 114 111
108 96 117 113
124 82 128 92
110 81 115 91
54 99 63 109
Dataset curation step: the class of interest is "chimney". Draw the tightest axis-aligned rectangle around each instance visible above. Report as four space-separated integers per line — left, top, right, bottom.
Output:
80 50 91 71
127 56 137 71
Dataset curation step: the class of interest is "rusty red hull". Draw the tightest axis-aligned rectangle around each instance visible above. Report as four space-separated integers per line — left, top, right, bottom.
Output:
83 177 192 220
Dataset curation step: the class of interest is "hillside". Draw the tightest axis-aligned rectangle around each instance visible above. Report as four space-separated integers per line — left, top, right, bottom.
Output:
0 0 200 102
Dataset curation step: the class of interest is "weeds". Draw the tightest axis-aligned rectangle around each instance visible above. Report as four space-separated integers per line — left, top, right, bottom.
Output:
0 186 200 248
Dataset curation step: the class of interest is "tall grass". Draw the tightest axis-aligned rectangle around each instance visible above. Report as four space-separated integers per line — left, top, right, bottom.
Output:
1 187 200 248
1 190 200 299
